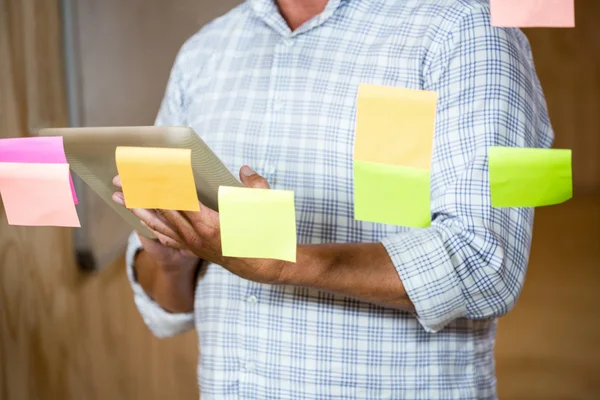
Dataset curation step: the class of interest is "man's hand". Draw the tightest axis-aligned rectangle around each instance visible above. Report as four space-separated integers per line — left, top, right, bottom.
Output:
115 166 287 285
114 166 412 312
112 176 199 271
113 176 200 313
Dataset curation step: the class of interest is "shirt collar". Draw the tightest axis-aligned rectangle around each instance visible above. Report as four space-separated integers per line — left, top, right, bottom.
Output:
248 0 348 38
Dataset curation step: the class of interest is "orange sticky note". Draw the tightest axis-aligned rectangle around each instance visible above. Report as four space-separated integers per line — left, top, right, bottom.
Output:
0 162 80 227
116 147 199 211
490 0 575 28
354 84 438 170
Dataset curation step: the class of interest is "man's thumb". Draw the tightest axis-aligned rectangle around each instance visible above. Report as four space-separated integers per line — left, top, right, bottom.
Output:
240 165 270 189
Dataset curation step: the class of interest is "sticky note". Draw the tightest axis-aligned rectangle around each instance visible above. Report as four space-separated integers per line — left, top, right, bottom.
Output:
0 136 78 204
115 147 199 211
354 160 431 228
219 186 296 262
489 147 572 207
0 163 80 227
353 84 436 227
490 0 575 28
354 84 438 170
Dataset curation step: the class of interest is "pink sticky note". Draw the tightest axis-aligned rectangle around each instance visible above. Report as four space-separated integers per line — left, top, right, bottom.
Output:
0 136 79 204
490 0 575 27
0 163 80 227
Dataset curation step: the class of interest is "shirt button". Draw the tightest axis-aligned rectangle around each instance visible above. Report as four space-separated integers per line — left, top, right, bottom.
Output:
245 362 256 371
283 38 294 47
246 295 258 304
273 100 284 111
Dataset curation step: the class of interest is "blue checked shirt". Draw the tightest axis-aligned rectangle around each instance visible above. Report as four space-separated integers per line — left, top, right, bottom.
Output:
126 0 553 398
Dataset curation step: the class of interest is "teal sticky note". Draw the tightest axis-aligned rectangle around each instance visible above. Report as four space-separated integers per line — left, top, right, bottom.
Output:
353 160 431 228
489 147 572 207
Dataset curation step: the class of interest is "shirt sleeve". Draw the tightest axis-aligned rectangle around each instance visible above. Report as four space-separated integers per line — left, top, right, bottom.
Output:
154 44 190 127
126 232 195 338
381 5 554 333
124 43 196 338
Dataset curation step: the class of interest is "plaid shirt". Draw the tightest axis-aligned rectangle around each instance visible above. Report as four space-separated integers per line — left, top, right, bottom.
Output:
126 0 553 398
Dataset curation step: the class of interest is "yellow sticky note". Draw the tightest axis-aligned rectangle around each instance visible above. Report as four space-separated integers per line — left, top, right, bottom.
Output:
354 160 431 228
116 147 199 211
218 186 296 262
354 84 438 170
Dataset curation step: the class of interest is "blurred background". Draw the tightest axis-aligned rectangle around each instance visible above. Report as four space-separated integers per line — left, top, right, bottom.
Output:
0 0 598 399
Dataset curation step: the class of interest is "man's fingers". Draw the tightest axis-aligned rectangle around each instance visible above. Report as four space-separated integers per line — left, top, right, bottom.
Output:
153 230 186 249
239 165 270 189
154 208 177 227
132 208 183 243
111 176 125 206
157 208 221 251
183 201 220 230
158 210 201 244
112 175 122 189
112 192 125 206
139 224 186 250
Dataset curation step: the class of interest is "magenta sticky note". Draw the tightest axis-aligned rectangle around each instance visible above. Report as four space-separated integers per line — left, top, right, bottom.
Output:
0 163 80 227
0 136 78 204
490 0 575 28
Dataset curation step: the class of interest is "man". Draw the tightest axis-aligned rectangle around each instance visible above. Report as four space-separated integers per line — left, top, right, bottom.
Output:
112 0 553 398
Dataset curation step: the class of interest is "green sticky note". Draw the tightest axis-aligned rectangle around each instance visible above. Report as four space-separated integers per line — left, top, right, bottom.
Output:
219 186 297 262
489 147 572 207
353 160 431 228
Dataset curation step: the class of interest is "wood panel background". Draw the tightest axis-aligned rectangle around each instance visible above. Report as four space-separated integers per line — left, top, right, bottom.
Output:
496 196 600 400
0 0 598 399
524 0 600 194
0 0 199 399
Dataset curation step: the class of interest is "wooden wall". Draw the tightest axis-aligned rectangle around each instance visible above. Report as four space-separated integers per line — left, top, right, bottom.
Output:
524 0 600 194
495 196 600 399
0 0 199 399
0 0 598 399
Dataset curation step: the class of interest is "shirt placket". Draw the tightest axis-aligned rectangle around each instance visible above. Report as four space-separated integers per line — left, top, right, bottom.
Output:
262 36 294 188
238 33 292 400
238 3 345 398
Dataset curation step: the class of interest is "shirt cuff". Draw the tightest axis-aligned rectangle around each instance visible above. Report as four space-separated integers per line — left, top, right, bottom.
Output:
126 231 195 338
381 228 467 333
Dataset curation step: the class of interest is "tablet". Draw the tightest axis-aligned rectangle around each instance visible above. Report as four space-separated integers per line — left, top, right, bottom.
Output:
38 126 242 238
